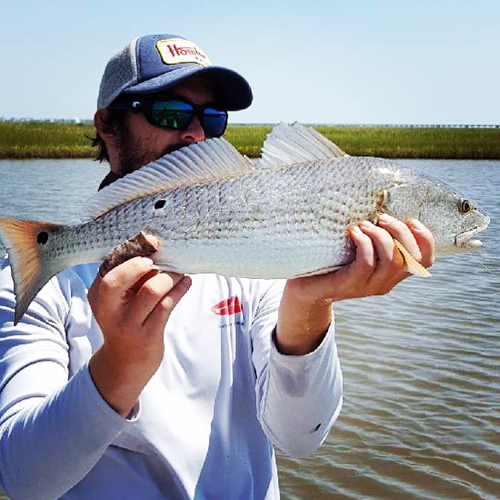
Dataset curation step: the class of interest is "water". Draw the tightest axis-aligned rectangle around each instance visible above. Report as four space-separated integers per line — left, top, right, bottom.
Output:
0 159 108 223
0 159 498 499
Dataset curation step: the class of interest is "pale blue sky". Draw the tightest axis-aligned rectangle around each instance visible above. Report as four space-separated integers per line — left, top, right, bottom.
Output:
1 0 498 125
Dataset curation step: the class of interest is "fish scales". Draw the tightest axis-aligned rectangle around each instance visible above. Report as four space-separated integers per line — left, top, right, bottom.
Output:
0 123 490 324
15 157 393 278
123 157 397 277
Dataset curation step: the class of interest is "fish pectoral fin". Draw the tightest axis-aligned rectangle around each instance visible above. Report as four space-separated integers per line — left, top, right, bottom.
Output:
394 239 431 277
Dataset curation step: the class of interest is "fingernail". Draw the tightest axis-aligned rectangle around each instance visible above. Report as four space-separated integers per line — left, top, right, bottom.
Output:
351 225 363 236
378 213 393 224
409 219 425 230
142 257 154 266
360 220 375 229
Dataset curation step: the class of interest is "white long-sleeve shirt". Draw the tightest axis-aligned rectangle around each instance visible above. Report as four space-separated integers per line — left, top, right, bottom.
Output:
0 258 343 499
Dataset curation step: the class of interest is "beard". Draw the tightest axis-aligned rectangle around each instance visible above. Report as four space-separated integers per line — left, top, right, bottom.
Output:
115 121 184 177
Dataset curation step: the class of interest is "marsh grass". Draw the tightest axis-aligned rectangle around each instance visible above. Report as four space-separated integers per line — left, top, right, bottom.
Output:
0 121 94 159
315 126 500 159
226 124 500 159
1 121 499 159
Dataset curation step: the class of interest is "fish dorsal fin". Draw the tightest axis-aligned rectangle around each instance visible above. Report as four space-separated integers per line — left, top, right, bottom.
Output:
83 137 254 220
257 122 346 169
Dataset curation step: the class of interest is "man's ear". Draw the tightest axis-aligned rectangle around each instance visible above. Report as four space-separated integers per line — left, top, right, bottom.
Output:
94 109 118 147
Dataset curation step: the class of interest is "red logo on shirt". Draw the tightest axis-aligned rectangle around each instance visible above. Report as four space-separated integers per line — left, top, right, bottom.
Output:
211 296 244 316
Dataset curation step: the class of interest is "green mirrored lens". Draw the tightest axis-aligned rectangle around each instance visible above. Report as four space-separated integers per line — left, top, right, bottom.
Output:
146 100 227 136
151 101 193 129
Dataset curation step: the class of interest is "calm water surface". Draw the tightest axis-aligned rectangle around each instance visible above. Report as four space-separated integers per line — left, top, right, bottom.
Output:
0 158 498 500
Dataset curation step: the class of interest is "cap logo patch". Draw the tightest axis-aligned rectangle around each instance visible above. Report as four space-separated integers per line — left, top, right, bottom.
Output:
156 38 212 67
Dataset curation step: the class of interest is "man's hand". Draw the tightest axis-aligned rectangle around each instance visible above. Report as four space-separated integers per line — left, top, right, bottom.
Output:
88 255 191 417
275 215 435 355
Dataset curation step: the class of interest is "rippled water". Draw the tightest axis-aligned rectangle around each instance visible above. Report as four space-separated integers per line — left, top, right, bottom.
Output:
0 158 498 499
278 160 500 500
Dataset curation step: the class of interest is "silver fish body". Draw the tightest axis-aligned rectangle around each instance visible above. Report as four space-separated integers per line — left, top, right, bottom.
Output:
0 123 490 323
58 156 489 277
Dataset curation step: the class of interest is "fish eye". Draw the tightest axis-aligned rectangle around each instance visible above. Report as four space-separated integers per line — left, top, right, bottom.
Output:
459 199 473 214
37 231 49 245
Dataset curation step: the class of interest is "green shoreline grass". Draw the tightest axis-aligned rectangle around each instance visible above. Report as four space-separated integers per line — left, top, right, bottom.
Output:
1 121 499 160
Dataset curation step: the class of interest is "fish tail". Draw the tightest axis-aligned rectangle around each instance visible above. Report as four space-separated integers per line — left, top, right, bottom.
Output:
0 218 66 324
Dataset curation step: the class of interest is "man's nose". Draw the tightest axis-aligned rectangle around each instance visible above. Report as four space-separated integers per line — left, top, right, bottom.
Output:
179 115 205 144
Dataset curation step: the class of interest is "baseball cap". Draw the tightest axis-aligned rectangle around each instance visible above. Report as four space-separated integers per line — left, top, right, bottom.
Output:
97 34 253 111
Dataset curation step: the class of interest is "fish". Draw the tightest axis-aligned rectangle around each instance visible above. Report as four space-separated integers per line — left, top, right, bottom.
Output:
0 123 490 324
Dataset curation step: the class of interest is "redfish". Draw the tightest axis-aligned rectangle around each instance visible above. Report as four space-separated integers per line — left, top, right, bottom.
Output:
0 123 490 323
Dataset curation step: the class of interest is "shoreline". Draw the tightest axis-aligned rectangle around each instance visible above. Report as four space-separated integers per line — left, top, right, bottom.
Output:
1 122 499 160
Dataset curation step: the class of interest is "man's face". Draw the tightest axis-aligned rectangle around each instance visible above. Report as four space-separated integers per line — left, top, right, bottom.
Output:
115 76 217 176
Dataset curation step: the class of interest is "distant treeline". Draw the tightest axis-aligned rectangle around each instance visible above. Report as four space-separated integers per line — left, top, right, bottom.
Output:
1 121 499 160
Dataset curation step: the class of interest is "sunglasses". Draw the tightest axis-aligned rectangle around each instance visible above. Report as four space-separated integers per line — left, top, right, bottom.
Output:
110 97 228 137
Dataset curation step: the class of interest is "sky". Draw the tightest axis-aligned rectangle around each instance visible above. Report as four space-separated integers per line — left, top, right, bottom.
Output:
0 0 498 125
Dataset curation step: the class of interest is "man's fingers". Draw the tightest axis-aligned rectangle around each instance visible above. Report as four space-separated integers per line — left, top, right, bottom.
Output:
134 271 187 321
89 256 156 312
408 219 436 268
145 275 192 330
348 225 377 277
377 214 422 261
359 220 403 267
378 214 435 269
101 256 156 292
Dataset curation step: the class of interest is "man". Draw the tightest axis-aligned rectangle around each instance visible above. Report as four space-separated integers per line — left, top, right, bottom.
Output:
0 34 434 499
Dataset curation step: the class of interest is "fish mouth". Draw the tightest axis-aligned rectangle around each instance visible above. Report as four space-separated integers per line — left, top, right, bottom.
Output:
454 216 491 249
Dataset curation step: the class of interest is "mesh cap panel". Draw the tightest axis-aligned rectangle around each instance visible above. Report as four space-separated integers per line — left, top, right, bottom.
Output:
97 39 139 109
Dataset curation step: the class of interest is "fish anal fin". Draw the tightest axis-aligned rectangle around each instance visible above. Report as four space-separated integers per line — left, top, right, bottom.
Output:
394 239 431 277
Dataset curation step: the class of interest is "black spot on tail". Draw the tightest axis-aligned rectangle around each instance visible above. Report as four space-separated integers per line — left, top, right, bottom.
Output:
37 231 49 245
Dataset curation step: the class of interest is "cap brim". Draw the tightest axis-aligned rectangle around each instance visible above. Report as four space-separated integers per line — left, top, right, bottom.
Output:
121 65 253 111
